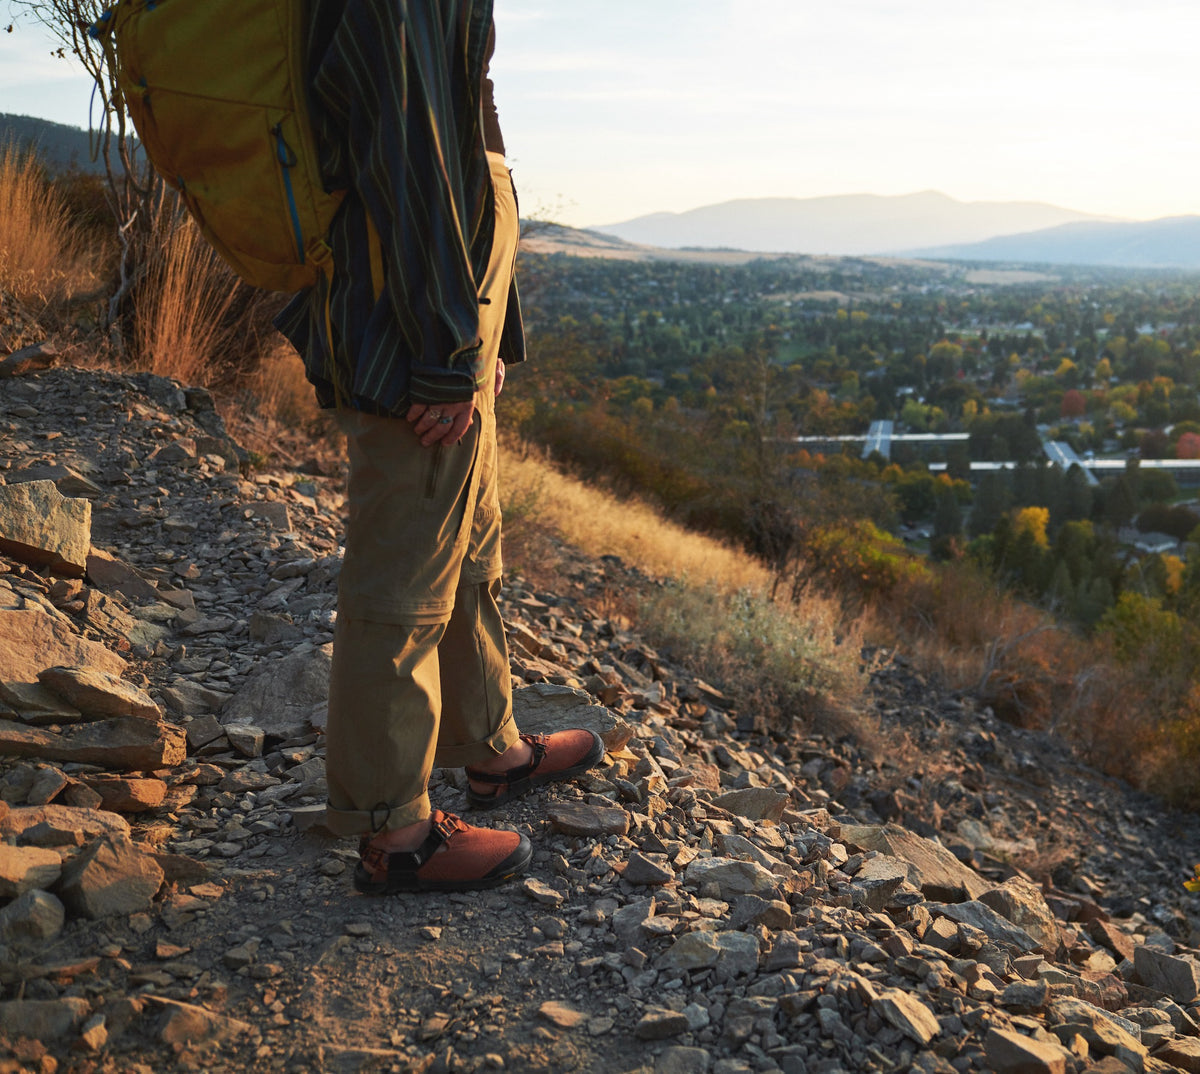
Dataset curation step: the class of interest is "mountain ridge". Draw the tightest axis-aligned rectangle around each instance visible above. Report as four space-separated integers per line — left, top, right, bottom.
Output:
0 112 105 175
907 215 1200 269
592 190 1114 257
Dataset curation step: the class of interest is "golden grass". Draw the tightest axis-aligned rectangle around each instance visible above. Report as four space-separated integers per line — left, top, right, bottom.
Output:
501 441 770 593
0 144 97 315
132 216 241 385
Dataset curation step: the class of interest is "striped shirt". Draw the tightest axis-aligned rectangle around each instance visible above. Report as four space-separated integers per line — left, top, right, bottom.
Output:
275 0 524 414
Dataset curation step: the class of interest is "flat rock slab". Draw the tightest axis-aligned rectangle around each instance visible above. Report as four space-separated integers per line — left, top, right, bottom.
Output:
0 716 186 770
0 680 83 724
59 833 165 919
11 463 102 498
221 643 331 737
711 786 788 821
985 1027 1069 1074
82 775 168 814
547 802 629 837
0 804 130 843
1134 945 1200 1004
979 876 1061 954
927 900 1041 954
874 988 940 1045
85 549 162 602
684 856 781 900
0 888 66 945
513 682 622 747
0 480 90 576
38 665 162 721
539 1001 587 1028
841 822 991 901
1153 1037 1200 1073
0 844 62 899
0 997 90 1042
660 930 760 976
0 341 58 378
0 606 126 684
148 997 252 1045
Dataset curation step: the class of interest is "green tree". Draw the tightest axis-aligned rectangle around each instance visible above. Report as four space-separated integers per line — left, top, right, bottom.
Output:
969 471 1011 537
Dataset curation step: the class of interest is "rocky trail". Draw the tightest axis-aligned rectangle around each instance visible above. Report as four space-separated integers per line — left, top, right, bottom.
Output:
1 358 1200 1074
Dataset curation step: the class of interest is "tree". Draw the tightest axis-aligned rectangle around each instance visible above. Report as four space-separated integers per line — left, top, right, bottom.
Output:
1062 465 1093 524
931 486 964 560
1061 389 1086 419
1105 475 1138 530
9 0 178 343
1013 506 1050 549
969 471 1011 537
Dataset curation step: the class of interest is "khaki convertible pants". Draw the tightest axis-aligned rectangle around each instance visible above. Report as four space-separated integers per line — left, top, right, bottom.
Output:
324 153 520 836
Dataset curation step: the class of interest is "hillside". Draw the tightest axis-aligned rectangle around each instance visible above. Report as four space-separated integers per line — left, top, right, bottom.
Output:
591 192 1110 257
1 351 1200 1071
909 216 1200 270
0 113 105 176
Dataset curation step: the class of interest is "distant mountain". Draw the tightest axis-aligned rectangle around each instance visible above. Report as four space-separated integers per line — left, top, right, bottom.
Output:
592 191 1112 257
907 216 1200 269
0 113 105 175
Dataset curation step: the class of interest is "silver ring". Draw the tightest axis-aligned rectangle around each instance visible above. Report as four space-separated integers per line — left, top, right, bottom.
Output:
427 409 442 420
438 416 453 425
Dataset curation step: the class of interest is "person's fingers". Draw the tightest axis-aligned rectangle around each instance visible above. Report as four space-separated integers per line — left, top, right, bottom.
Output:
416 404 473 446
494 360 506 397
444 409 473 445
406 403 429 425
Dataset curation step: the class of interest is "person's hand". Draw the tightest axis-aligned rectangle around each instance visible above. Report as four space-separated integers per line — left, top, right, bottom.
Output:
494 359 506 397
405 400 475 446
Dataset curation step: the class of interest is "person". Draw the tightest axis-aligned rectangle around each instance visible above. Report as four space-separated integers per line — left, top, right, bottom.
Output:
276 0 604 895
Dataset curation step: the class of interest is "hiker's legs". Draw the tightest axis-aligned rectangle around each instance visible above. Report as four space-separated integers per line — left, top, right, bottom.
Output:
323 153 522 840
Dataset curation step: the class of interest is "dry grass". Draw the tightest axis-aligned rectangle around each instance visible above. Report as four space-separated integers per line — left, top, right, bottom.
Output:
0 144 97 318
501 440 770 594
640 580 870 736
219 339 340 466
132 216 242 386
500 440 870 735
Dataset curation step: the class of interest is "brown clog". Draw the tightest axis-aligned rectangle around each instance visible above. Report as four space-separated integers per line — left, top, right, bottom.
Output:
465 729 605 807
354 810 531 894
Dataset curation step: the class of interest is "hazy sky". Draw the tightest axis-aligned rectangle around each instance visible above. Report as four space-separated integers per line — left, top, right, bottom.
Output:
4 1 1199 227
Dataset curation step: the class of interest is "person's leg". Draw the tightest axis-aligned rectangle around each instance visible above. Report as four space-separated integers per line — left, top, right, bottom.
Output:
324 155 530 888
433 153 605 800
324 614 444 839
327 406 529 892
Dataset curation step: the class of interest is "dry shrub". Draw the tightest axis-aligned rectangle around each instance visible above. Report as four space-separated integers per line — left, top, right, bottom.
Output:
873 557 1200 801
251 340 321 428
639 580 870 740
874 560 1067 719
0 144 97 315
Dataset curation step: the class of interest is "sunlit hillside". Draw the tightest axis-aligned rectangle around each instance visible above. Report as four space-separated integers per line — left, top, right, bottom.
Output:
2 140 1199 808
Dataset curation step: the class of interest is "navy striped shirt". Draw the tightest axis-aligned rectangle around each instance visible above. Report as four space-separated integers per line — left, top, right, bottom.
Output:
276 0 524 413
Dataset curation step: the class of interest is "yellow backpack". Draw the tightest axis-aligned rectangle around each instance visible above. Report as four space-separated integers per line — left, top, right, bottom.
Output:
92 0 343 293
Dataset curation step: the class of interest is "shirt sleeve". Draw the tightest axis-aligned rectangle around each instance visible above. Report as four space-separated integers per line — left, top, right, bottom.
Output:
311 0 495 403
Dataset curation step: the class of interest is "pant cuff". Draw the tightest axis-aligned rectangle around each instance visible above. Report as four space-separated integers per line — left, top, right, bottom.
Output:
322 791 432 836
434 713 520 768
